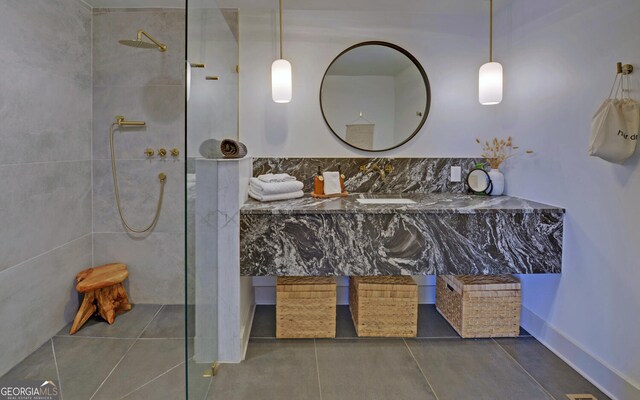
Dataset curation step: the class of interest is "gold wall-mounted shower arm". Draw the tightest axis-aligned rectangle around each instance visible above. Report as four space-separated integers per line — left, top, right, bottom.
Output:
115 115 146 127
137 30 167 52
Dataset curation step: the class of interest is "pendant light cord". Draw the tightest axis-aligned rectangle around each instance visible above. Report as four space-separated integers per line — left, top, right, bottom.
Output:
489 0 493 62
279 0 283 59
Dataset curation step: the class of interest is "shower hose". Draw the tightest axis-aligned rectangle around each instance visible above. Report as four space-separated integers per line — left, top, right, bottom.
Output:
109 121 166 233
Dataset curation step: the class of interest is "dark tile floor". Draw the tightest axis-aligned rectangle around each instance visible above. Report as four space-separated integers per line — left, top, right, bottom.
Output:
225 305 609 400
0 304 211 400
2 304 609 400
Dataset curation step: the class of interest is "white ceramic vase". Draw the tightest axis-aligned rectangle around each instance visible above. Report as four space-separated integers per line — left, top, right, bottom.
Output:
488 168 505 196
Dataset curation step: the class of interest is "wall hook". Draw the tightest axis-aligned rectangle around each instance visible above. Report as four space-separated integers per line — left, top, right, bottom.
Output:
617 62 633 75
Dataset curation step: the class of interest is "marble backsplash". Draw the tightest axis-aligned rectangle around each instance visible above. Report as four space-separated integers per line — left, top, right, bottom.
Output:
252 157 482 194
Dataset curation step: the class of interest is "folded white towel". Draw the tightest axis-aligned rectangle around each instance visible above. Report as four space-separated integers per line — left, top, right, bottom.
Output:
257 173 296 183
250 177 304 195
322 171 342 195
248 188 304 202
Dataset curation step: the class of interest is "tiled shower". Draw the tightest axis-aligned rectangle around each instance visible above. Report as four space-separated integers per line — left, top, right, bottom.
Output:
0 0 190 391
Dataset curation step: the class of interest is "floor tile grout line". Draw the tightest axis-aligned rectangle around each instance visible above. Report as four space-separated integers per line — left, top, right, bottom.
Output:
138 304 166 339
402 338 442 400
202 373 214 400
314 339 323 400
54 304 168 340
116 361 185 400
492 338 557 400
88 338 138 400
53 335 185 340
51 339 64 400
88 305 164 400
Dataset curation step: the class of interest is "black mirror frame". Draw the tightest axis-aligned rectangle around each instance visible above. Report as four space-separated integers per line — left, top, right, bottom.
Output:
466 168 493 195
319 41 431 152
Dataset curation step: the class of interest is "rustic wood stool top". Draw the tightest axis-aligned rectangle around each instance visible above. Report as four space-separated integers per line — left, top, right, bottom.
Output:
76 263 128 293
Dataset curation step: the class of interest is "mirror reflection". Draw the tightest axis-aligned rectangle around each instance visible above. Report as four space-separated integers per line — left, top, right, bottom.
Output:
467 169 491 194
320 42 430 152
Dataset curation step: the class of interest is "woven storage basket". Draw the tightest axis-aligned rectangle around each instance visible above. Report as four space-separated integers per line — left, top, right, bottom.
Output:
349 276 418 337
276 277 336 339
436 275 521 338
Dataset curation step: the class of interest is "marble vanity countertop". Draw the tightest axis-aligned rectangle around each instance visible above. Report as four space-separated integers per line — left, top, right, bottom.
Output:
240 193 564 215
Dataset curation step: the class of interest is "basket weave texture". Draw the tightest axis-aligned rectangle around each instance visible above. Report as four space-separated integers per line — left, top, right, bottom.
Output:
276 277 336 339
349 276 418 338
436 275 521 338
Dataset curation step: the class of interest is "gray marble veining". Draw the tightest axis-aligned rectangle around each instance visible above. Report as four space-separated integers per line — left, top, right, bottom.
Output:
252 157 482 194
240 194 564 276
241 193 564 215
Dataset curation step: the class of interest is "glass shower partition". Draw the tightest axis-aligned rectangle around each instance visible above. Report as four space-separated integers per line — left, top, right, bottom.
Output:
186 0 239 398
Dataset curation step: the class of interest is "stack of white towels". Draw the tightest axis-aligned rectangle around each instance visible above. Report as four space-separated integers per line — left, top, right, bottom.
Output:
249 173 304 202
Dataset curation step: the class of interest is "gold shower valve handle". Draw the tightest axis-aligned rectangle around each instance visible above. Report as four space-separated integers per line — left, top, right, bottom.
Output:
158 148 167 157
170 148 180 157
144 148 155 158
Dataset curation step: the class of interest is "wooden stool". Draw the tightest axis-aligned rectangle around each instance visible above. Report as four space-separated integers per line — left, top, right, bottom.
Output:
70 263 132 335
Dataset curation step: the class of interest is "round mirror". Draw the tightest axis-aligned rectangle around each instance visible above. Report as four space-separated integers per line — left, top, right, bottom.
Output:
320 42 431 152
467 169 492 194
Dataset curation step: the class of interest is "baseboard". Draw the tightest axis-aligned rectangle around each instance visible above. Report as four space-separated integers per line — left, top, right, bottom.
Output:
521 306 640 400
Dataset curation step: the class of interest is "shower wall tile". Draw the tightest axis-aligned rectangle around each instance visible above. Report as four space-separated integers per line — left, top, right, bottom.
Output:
0 61 92 165
92 159 185 234
92 9 187 307
0 0 93 376
0 234 92 377
93 232 185 304
0 161 92 273
0 0 92 83
93 84 185 160
92 9 186 87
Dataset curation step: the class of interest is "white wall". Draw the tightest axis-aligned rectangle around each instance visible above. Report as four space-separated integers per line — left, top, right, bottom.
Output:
239 2 640 397
239 9 497 157
496 0 640 398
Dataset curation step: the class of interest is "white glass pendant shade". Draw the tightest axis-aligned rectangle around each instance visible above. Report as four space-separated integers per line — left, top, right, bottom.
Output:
271 59 292 103
479 61 503 105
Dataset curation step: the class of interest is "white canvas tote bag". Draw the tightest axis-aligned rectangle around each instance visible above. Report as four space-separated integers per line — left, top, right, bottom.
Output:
588 75 639 164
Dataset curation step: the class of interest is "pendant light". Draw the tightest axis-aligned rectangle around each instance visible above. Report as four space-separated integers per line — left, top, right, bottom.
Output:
272 0 292 103
479 0 502 105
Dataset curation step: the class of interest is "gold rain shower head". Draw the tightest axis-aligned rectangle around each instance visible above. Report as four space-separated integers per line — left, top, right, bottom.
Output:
118 30 167 52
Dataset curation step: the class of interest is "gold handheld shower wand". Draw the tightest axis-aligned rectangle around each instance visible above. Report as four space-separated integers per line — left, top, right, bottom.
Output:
110 116 166 233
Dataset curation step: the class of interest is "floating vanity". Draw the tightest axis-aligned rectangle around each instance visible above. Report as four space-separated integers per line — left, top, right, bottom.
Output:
195 157 565 363
240 193 564 276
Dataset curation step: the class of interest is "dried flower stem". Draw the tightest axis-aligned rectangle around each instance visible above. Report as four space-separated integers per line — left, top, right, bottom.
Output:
475 136 533 169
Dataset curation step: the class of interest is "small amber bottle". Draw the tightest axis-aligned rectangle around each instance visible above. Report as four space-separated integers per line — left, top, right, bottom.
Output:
313 166 324 195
